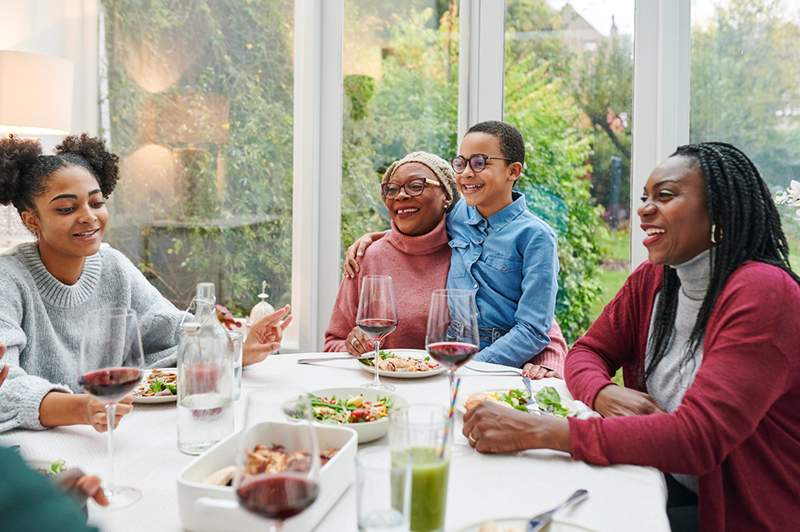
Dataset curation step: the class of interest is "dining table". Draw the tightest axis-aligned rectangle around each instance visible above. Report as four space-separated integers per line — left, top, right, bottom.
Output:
0 353 671 532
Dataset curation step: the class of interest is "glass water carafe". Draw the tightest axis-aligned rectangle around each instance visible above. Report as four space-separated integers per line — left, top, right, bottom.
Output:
177 282 235 455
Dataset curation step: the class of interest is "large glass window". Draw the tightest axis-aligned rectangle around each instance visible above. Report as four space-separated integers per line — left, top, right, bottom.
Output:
503 0 634 343
691 0 800 267
340 0 459 248
101 1 294 313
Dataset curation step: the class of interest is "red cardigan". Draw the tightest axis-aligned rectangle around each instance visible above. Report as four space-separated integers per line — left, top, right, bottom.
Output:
566 261 800 531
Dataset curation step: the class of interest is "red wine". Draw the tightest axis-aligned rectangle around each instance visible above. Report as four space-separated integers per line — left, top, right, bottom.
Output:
357 318 397 338
80 367 142 399
427 341 479 369
236 475 319 520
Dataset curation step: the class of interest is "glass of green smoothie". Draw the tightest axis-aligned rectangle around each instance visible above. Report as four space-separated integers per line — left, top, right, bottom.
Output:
389 405 450 532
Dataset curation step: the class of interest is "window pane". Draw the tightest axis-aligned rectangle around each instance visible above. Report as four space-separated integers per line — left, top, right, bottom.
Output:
101 1 294 313
691 0 800 267
504 0 634 342
341 1 459 249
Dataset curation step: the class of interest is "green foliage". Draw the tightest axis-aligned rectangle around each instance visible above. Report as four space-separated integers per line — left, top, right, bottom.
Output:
102 0 294 312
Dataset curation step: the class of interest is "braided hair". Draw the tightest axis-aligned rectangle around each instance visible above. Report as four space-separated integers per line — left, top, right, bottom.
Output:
0 133 120 214
645 142 800 379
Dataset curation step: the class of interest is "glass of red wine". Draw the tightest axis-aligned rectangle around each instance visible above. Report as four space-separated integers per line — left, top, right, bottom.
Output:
236 389 320 531
78 307 144 508
356 274 398 391
425 289 479 448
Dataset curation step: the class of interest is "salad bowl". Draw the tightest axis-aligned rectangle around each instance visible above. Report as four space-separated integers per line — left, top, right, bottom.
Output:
299 387 409 443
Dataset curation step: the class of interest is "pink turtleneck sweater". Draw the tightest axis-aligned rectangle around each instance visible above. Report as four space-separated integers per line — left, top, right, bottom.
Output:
324 218 452 352
324 218 567 374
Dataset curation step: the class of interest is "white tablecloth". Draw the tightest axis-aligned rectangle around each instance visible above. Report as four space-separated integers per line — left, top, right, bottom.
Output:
0 353 669 532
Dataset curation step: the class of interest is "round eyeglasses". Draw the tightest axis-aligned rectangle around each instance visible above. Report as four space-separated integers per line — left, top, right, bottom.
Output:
451 153 512 173
381 178 441 199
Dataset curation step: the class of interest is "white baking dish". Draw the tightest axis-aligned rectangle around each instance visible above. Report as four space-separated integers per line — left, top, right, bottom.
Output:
177 421 357 532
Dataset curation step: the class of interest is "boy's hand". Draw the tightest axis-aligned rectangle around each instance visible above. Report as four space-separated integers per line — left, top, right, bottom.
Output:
343 232 385 278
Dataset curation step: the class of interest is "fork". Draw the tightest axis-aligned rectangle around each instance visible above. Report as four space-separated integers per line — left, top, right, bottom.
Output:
521 375 542 414
527 489 589 532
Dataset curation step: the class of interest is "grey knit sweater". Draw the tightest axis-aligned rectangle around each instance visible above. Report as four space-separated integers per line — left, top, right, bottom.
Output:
0 242 185 432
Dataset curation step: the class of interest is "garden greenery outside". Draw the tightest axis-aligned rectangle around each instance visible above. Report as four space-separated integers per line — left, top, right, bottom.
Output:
101 0 799 346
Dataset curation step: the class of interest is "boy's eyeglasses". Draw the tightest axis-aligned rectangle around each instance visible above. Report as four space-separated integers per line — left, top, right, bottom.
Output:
381 178 441 199
451 153 512 173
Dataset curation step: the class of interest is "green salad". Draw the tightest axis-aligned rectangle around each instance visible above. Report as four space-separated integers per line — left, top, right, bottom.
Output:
308 393 393 424
534 386 570 417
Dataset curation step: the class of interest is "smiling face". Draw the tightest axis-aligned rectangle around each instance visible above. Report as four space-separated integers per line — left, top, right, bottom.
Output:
22 165 108 260
383 162 448 236
637 155 712 266
455 132 521 218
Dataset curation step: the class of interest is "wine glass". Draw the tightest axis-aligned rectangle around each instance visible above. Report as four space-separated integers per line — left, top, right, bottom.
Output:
78 307 144 508
356 275 398 391
236 390 321 532
425 289 480 448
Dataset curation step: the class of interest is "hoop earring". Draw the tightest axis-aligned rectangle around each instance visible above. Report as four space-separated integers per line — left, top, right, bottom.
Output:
711 224 719 244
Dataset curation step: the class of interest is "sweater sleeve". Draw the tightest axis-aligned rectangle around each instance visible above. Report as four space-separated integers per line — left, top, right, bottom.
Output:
0 319 70 432
565 267 645 408
110 249 186 367
569 266 797 475
528 319 567 376
475 227 558 367
323 274 360 352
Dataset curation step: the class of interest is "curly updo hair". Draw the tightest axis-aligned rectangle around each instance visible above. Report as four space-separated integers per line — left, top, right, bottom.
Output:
0 133 120 213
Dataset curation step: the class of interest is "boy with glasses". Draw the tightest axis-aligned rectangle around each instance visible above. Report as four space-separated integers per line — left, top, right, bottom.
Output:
345 121 563 372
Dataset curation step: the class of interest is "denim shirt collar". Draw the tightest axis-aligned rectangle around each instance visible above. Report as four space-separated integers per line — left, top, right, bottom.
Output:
465 191 527 233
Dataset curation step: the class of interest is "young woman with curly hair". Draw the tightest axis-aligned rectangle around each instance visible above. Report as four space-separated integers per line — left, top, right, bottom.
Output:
0 134 291 433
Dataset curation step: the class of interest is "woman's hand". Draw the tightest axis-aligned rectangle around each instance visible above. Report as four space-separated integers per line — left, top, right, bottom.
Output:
343 232 385 278
521 363 560 380
54 468 109 507
593 385 666 418
243 305 293 366
85 395 134 433
0 344 8 387
345 327 372 356
462 400 571 454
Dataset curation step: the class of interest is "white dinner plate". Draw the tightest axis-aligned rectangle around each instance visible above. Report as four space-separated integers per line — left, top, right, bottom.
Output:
456 387 598 419
457 517 596 532
133 368 178 404
355 348 447 379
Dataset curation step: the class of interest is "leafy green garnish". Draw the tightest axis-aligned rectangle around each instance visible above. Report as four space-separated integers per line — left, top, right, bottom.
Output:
166 383 177 395
148 378 177 395
500 388 529 412
378 350 392 360
49 459 67 476
535 386 569 417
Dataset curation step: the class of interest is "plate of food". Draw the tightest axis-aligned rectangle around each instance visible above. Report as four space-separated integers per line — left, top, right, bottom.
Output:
458 386 597 419
457 517 594 532
133 368 178 404
286 387 408 443
356 348 446 379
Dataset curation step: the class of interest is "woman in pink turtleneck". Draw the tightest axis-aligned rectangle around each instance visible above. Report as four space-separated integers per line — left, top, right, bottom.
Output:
324 151 566 375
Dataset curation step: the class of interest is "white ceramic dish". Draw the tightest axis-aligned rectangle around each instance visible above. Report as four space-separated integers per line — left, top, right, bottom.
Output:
457 517 595 532
306 386 409 443
456 387 597 419
177 421 357 532
133 368 178 404
356 348 447 379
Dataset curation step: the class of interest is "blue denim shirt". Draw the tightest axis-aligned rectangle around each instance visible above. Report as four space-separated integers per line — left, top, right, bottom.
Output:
446 193 559 367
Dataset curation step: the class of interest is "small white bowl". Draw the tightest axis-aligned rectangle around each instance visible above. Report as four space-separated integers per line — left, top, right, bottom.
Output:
304 387 408 443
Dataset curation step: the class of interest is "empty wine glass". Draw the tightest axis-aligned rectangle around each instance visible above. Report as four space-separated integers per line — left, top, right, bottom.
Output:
235 390 321 531
425 289 480 450
356 275 398 391
78 307 144 508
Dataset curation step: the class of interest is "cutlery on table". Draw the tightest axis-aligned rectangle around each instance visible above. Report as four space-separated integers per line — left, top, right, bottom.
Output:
527 489 589 532
521 375 542 414
296 354 374 365
463 364 522 376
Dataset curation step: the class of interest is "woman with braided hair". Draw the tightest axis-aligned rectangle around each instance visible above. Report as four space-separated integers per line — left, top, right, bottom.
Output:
0 134 291 433
461 142 800 531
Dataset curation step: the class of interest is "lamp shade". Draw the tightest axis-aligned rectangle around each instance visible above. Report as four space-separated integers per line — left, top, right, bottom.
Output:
0 50 74 135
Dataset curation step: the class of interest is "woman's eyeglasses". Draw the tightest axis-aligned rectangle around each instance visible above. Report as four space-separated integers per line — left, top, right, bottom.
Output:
381 178 441 199
451 153 512 173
